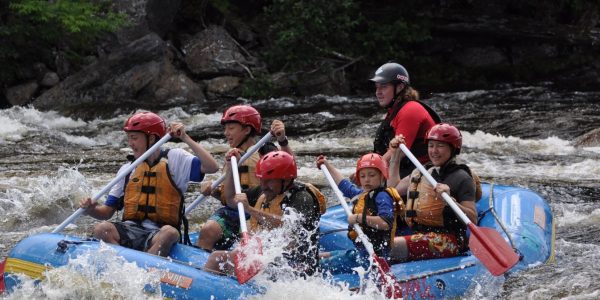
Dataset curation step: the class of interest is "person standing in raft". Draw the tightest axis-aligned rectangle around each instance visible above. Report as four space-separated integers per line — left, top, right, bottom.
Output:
196 104 295 252
370 62 441 179
387 123 480 262
316 153 400 274
204 150 324 276
79 111 219 257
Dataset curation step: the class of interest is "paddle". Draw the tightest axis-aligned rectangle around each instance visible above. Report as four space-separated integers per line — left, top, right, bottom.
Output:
398 144 519 276
230 156 263 284
52 133 173 233
320 165 402 298
184 132 273 215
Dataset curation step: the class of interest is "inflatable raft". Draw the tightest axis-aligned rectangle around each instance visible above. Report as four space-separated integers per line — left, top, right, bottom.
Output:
0 183 555 299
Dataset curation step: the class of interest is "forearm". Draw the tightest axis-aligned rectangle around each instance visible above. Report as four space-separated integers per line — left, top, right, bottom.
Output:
279 144 295 158
323 162 344 185
387 149 403 187
223 165 236 208
353 214 390 231
86 205 115 220
182 135 219 173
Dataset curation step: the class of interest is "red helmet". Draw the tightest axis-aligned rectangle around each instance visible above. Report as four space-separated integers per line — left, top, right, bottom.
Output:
355 153 388 185
221 105 262 134
425 123 462 154
123 112 166 138
255 151 297 180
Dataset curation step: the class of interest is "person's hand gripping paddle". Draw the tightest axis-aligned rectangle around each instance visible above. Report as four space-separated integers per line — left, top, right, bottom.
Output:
399 144 519 276
230 156 263 284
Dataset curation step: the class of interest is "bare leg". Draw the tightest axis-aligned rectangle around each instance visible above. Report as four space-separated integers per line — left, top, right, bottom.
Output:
389 236 409 261
93 221 120 244
204 250 235 275
147 225 180 257
196 220 224 250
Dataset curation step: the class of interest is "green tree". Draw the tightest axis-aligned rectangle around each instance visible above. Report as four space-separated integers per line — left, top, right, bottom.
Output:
0 0 127 86
261 0 431 72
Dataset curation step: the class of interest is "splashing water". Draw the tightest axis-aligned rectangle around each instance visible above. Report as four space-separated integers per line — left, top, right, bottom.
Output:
2 242 162 300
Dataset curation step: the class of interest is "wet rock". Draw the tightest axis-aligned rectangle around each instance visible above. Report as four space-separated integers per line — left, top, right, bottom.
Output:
206 76 241 95
149 72 205 106
32 33 169 119
40 72 60 87
182 25 249 77
573 128 600 147
5 82 38 106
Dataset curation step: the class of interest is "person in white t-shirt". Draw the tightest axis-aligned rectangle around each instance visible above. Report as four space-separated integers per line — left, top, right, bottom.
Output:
79 111 219 257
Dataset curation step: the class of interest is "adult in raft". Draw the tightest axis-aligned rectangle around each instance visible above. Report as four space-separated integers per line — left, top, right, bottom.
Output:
387 123 479 261
370 62 441 179
79 111 219 257
196 104 293 251
204 150 323 276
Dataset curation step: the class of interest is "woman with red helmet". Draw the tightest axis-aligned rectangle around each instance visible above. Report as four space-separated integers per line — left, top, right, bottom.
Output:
79 111 219 257
204 150 322 277
197 105 296 251
316 153 398 274
387 123 478 262
370 62 442 179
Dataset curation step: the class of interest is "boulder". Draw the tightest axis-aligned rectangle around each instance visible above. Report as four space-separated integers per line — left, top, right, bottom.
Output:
182 25 250 77
574 128 600 147
206 76 241 95
5 82 39 106
32 33 185 119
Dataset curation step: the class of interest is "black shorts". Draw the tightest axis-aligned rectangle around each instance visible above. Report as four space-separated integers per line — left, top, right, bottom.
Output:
113 221 159 251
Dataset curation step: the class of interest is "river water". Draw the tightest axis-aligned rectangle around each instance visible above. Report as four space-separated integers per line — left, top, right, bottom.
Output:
1 86 599 299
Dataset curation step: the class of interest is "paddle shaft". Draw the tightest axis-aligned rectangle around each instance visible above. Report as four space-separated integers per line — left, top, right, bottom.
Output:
399 144 471 225
184 132 273 214
320 165 376 256
230 156 250 235
52 133 173 233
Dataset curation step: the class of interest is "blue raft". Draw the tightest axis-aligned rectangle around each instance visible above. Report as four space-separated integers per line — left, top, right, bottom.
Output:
0 183 555 299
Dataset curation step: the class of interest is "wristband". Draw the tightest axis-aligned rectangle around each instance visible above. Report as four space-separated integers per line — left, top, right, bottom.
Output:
278 137 289 146
355 214 359 224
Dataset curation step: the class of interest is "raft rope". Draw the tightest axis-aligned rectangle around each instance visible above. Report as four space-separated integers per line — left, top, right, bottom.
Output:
484 183 518 252
395 262 477 283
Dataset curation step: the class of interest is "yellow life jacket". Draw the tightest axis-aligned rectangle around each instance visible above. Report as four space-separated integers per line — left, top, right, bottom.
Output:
123 156 183 228
248 193 285 232
248 182 325 232
347 187 402 253
405 168 446 228
404 163 482 228
218 151 261 205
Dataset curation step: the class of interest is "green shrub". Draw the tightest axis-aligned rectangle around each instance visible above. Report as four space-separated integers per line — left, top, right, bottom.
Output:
0 0 127 85
261 0 431 71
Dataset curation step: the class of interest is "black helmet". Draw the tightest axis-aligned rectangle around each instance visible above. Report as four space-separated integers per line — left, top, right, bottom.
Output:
369 63 410 85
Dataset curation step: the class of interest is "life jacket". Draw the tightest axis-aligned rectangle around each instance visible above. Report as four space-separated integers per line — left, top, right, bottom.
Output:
248 182 325 232
347 187 403 254
404 163 482 229
122 151 184 228
373 99 441 178
218 151 261 205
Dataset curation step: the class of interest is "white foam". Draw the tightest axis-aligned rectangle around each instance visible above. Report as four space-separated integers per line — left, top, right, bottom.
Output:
3 243 162 299
463 131 575 156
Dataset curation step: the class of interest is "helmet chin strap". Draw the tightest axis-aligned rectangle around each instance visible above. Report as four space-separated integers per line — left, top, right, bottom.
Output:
386 82 405 109
235 125 252 149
